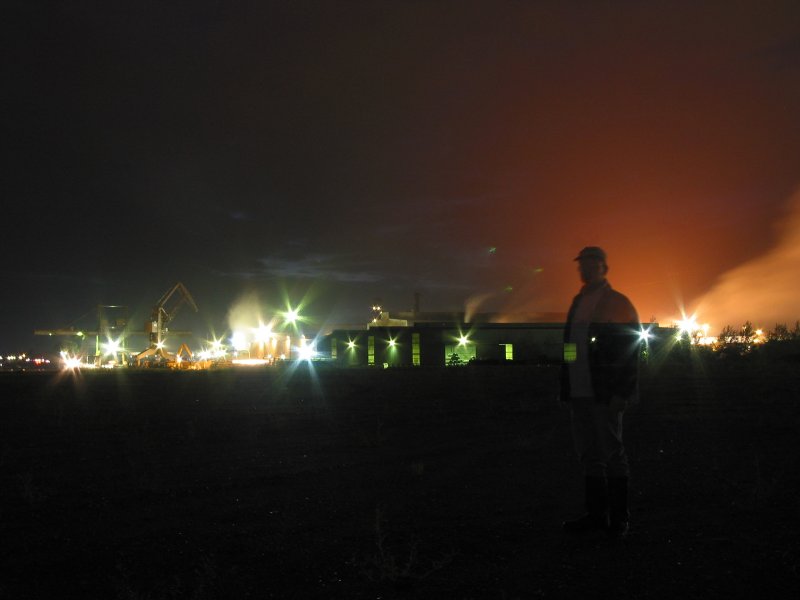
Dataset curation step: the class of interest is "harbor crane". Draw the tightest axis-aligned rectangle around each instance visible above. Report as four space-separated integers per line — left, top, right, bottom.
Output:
34 305 130 359
135 282 198 365
35 283 198 365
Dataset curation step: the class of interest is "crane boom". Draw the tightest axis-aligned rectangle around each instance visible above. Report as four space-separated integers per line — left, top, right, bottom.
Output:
135 283 199 365
155 282 198 323
33 287 199 366
146 282 199 347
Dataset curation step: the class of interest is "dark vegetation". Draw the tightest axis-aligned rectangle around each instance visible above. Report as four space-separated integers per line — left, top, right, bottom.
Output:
1 349 799 598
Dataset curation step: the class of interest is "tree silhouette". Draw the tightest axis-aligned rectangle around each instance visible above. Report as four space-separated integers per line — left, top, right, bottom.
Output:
717 325 737 346
768 323 791 342
740 321 756 346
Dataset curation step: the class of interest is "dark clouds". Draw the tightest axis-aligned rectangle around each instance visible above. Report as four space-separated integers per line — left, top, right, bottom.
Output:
4 1 800 350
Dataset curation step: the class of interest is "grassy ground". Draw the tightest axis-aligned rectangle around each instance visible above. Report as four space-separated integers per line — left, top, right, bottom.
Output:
1 359 798 598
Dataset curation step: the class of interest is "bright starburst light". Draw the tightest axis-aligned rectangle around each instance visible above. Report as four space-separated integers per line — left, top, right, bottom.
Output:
253 322 273 344
298 343 316 361
230 330 249 352
103 338 121 356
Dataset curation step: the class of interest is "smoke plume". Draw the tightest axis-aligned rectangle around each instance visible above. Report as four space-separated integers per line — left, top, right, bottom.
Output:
692 187 800 332
227 291 268 333
464 292 496 323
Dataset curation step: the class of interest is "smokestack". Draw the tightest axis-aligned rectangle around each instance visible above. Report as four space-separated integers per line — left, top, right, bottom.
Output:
413 292 421 316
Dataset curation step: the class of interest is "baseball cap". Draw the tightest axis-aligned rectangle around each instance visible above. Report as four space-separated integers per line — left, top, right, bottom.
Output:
574 246 607 262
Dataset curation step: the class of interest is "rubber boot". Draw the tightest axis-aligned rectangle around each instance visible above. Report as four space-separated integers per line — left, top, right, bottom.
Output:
608 476 630 538
563 476 609 533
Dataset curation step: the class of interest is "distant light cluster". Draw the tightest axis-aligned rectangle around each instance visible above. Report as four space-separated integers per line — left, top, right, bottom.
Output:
1 353 53 371
673 313 766 346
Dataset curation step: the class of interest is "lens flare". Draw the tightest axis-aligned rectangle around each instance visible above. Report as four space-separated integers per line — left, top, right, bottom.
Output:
104 338 121 356
253 322 272 344
230 330 249 352
298 344 316 360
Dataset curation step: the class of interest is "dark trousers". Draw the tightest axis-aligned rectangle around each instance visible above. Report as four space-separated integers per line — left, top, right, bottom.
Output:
570 397 629 478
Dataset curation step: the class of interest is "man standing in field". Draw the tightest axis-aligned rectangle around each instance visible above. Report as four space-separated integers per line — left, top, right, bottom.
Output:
561 246 640 538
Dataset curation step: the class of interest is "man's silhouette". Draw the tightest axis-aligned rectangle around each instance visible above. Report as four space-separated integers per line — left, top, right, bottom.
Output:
561 246 640 538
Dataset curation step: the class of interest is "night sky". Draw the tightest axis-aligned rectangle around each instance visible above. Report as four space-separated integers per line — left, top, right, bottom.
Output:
5 1 800 353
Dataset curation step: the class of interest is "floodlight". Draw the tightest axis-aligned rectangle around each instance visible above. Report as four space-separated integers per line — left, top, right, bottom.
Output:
231 331 249 352
253 323 272 343
104 338 121 356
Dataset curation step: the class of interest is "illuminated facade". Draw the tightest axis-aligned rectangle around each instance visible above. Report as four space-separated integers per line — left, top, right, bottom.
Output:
325 322 567 367
324 318 674 367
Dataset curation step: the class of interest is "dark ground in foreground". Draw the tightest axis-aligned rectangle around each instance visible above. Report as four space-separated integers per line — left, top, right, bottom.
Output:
1 360 799 599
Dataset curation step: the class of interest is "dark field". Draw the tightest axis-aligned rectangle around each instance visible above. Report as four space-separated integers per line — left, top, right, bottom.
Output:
1 361 799 599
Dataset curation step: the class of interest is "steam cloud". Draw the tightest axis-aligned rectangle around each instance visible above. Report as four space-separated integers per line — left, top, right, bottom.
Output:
692 187 800 331
464 292 497 323
227 291 267 333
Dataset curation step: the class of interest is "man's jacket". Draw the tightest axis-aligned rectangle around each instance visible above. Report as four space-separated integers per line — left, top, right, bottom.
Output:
560 282 641 404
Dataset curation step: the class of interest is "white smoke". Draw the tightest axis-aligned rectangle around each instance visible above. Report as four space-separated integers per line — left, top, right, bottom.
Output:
464 291 497 323
227 291 268 332
692 187 800 332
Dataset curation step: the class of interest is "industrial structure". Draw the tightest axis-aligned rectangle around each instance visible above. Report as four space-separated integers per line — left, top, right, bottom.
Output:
34 304 131 359
325 321 566 367
323 318 673 368
321 298 670 367
134 282 198 365
33 289 670 370
323 299 574 367
34 282 198 367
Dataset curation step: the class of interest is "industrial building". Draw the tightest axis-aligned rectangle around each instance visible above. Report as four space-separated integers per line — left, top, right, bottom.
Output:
325 321 568 367
34 286 668 370
323 304 672 367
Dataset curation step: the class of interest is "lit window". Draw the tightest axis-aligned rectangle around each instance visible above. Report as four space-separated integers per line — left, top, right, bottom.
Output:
445 343 475 365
